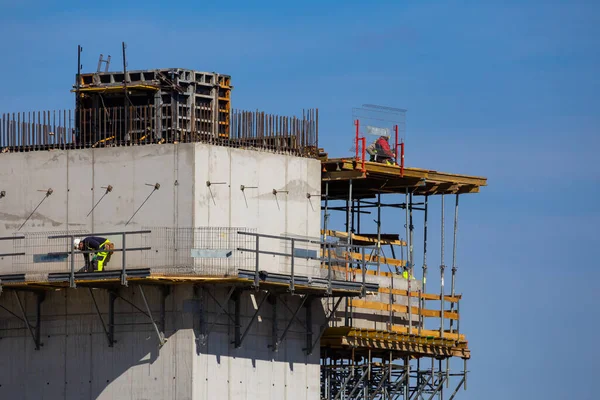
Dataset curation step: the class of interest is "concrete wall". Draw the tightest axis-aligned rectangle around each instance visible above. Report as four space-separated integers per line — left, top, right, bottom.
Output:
0 284 322 400
0 144 321 278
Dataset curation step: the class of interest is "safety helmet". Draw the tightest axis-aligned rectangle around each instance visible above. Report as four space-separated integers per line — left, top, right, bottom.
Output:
73 238 81 250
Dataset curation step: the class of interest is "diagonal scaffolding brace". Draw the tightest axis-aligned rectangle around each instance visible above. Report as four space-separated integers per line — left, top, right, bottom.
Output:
138 285 166 347
271 294 309 352
88 288 114 347
305 296 343 355
1 291 46 350
234 290 270 348
199 286 236 346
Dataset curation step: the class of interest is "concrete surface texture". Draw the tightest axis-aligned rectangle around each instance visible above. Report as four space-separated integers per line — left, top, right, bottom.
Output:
0 284 321 399
0 143 321 279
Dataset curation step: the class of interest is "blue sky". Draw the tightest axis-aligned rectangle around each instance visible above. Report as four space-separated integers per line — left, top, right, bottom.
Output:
1 0 599 398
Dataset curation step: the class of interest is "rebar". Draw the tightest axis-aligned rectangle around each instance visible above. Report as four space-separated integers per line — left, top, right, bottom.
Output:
1 107 319 157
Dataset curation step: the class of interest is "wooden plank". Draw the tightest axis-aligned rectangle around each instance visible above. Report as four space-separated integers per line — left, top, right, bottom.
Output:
342 251 406 267
322 170 365 181
322 326 466 343
322 264 399 278
322 230 406 246
379 287 461 303
349 299 459 321
389 326 465 341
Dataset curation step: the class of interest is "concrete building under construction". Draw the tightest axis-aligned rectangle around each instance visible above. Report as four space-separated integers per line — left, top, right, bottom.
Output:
0 57 486 399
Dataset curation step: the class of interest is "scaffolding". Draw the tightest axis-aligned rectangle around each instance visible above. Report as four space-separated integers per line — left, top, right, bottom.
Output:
318 143 486 399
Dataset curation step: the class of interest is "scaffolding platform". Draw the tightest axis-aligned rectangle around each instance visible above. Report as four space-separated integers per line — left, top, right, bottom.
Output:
322 158 487 198
322 327 469 359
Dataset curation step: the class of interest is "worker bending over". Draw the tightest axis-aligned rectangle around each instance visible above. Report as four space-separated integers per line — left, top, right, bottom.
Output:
74 236 114 272
366 136 396 165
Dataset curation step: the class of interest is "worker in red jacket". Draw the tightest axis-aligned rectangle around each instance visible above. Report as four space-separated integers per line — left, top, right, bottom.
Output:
366 136 395 164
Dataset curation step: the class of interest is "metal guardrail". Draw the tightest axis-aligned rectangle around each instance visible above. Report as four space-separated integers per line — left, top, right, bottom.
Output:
48 230 151 287
237 231 378 295
0 235 25 258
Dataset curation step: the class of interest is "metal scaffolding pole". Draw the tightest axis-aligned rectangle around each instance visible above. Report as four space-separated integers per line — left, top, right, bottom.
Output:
440 194 445 339
405 188 412 333
423 195 429 294
418 194 429 382
345 179 353 326
450 194 459 331
447 194 460 387
323 182 329 242
376 193 382 274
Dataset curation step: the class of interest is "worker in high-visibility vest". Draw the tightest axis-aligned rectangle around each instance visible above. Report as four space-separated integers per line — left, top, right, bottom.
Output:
74 236 114 272
401 265 415 280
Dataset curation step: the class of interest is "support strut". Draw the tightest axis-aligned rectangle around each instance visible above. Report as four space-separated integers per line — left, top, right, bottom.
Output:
236 290 269 348
138 285 166 347
272 294 309 351
305 296 343 355
11 291 45 350
88 288 113 347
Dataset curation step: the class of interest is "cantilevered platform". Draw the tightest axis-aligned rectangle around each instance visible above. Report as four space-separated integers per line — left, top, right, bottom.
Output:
0 269 377 297
322 327 470 359
321 158 487 198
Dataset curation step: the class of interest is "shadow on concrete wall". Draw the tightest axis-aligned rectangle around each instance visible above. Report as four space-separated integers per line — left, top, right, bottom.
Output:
0 284 327 399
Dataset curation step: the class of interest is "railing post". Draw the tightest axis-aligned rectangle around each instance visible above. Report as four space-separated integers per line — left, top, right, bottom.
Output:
327 243 332 295
457 299 460 335
121 233 128 286
360 137 366 172
361 247 366 297
290 238 295 293
400 141 405 176
354 119 359 160
254 235 260 289
69 235 76 288
418 290 422 335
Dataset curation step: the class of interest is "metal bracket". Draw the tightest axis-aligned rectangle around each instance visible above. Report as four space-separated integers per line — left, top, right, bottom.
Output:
0 291 46 350
234 290 269 348
107 285 167 347
305 296 342 355
108 290 116 346
159 286 171 333
88 288 114 347
200 286 236 345
193 285 206 347
138 285 166 347
271 294 309 352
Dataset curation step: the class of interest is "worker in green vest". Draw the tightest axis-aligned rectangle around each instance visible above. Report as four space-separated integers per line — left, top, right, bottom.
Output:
401 265 414 280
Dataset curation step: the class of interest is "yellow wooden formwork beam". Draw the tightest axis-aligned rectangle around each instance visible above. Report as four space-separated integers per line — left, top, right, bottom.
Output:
322 230 406 246
321 327 469 358
378 287 462 303
389 326 465 341
349 299 459 321
343 251 406 267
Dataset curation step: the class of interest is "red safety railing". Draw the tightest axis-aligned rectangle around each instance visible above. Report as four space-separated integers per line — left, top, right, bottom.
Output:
354 119 366 173
394 124 405 177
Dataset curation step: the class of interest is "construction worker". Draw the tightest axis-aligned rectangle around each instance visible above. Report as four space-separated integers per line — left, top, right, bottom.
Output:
401 265 415 280
366 136 395 165
74 236 114 272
